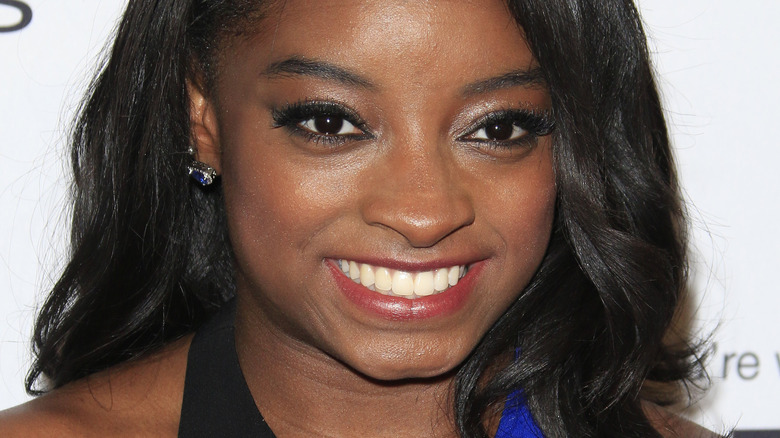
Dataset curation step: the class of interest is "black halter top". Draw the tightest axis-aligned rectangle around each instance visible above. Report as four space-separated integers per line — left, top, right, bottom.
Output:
178 301 274 437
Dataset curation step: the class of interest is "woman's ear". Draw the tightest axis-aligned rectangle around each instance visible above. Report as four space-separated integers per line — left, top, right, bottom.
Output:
187 78 222 174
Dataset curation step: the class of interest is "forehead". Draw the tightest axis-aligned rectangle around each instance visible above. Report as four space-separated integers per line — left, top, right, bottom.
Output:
266 0 520 47
219 0 536 91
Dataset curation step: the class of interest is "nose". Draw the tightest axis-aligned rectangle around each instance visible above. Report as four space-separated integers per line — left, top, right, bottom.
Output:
360 140 475 248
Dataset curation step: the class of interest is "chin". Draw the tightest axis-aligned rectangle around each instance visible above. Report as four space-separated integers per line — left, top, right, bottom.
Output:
347 349 464 382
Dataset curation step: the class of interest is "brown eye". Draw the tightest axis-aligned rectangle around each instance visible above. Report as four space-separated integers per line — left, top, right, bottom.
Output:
469 121 527 142
458 109 555 149
300 115 361 136
313 116 343 135
484 122 517 141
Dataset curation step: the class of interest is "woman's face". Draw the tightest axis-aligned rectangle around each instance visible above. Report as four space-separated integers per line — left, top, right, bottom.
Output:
195 0 556 380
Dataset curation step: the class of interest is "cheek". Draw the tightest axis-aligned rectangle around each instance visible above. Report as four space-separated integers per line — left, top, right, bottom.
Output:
222 160 321 260
509 181 556 248
217 144 310 290
218 145 356 291
487 152 557 270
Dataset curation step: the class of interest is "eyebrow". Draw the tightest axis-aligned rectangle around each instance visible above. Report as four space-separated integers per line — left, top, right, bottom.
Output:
460 67 547 97
262 56 375 89
262 57 545 96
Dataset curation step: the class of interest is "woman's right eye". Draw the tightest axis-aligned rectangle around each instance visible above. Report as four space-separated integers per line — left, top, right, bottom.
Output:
299 115 363 136
272 101 371 145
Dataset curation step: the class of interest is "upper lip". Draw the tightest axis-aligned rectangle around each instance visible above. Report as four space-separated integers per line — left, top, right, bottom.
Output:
327 255 485 272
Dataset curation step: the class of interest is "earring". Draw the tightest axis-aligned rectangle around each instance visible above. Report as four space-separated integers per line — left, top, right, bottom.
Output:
186 145 217 186
188 160 217 186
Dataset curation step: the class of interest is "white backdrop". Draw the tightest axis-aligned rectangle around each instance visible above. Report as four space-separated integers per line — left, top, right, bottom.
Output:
1 0 778 433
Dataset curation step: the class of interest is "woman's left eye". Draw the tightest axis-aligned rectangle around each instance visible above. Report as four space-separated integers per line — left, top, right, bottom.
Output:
459 110 555 147
467 121 527 142
299 115 363 136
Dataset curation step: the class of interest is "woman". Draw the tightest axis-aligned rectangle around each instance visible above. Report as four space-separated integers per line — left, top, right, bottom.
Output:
0 0 719 436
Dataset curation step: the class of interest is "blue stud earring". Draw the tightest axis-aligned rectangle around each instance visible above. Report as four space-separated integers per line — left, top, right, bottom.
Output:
187 147 217 186
188 160 217 186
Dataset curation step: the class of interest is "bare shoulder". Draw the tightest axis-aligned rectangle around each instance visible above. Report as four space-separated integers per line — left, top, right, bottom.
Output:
0 335 192 437
643 401 723 438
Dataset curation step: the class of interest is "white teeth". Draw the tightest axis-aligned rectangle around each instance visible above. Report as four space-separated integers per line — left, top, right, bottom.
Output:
338 260 468 299
448 266 459 286
349 261 360 280
391 270 415 296
359 263 375 287
413 271 435 296
434 268 449 291
375 267 392 291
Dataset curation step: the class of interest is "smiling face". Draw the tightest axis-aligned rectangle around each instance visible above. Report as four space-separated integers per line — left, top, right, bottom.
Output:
191 0 557 381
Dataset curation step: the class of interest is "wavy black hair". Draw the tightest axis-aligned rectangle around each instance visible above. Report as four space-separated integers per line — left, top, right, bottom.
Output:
27 1 703 437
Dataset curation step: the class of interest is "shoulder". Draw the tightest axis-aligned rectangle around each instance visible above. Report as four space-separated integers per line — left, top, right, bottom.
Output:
643 401 723 438
0 335 192 437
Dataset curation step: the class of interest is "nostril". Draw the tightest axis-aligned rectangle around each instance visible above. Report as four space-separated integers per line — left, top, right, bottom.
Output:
359 142 475 247
361 191 475 248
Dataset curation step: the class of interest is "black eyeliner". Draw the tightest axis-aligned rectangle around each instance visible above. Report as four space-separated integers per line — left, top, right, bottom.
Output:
270 100 373 145
460 108 555 148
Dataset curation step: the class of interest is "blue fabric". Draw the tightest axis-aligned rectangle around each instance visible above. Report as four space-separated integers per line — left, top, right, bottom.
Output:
495 390 544 437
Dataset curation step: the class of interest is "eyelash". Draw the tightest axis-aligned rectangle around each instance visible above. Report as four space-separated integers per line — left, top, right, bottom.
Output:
271 100 373 146
457 109 555 149
271 101 555 148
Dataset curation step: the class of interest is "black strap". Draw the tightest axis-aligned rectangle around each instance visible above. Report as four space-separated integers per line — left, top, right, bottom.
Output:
178 301 276 437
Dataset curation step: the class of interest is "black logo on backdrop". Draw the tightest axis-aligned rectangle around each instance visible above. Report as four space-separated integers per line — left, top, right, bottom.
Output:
0 1 32 32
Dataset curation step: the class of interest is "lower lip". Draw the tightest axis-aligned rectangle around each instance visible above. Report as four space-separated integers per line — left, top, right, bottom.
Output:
327 260 483 321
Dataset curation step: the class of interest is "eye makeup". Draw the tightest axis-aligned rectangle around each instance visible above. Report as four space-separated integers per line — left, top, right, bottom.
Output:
458 108 555 150
271 100 374 146
270 98 554 151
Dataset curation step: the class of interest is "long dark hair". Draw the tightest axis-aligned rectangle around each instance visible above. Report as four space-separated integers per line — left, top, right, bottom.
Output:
28 1 703 437
456 2 701 436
